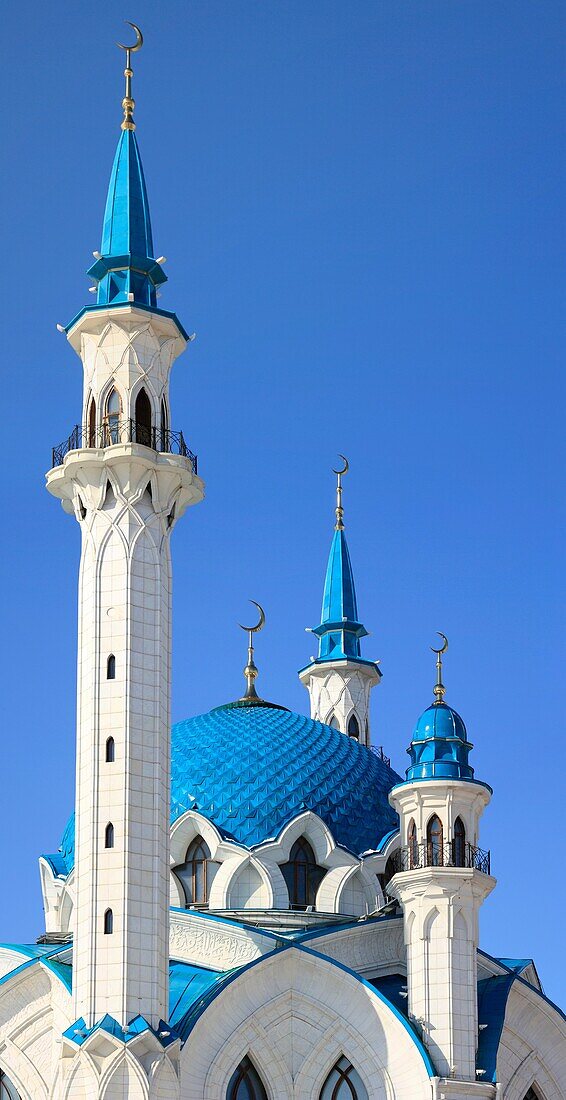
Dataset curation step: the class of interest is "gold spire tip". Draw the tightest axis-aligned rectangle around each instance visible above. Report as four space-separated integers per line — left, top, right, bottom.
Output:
430 632 448 705
238 601 266 701
332 454 349 531
117 22 143 131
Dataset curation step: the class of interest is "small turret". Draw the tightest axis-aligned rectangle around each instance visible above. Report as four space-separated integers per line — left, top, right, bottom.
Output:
387 638 495 1086
299 458 380 745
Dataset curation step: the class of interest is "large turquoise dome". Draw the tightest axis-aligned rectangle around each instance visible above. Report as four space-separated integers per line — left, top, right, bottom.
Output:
59 701 401 870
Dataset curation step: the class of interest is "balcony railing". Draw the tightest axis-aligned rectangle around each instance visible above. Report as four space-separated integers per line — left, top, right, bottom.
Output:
389 840 491 877
52 420 198 474
369 745 391 767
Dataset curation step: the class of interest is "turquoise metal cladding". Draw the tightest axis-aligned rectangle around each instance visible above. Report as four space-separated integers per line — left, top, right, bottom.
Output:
405 701 475 781
86 129 167 308
311 529 369 661
58 702 401 871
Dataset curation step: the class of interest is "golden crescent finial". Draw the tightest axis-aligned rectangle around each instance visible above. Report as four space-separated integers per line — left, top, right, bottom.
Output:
239 601 266 634
117 22 144 52
430 631 448 656
332 454 349 477
333 455 349 530
431 632 448 704
117 23 143 131
238 602 266 702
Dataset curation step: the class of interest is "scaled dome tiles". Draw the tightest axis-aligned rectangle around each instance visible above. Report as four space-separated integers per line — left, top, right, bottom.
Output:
170 702 400 854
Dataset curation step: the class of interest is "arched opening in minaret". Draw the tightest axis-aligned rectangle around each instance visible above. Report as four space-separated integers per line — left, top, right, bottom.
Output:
105 823 114 849
523 1088 545 1100
408 819 418 868
347 713 360 739
160 396 169 449
426 814 444 867
453 816 466 867
103 909 113 935
87 393 96 447
105 736 115 762
174 836 218 908
328 713 339 729
0 1069 22 1100
319 1056 369 1099
106 654 116 680
135 387 152 446
281 838 325 910
104 388 121 444
226 1055 268 1100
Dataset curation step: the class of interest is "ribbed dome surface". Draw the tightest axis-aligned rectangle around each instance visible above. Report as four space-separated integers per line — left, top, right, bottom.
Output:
58 702 401 870
170 702 400 854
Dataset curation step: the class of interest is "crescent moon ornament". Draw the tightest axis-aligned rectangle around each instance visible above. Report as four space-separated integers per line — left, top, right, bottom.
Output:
239 601 266 634
431 631 449 656
332 454 349 477
117 21 144 52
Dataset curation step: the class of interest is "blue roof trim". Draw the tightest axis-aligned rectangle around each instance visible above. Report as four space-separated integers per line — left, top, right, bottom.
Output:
374 828 399 853
63 1012 179 1049
477 974 515 1082
65 302 189 343
0 944 73 995
41 853 68 877
479 950 566 1025
389 776 493 796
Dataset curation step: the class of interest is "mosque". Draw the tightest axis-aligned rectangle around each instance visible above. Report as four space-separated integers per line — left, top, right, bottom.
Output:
0 26 564 1100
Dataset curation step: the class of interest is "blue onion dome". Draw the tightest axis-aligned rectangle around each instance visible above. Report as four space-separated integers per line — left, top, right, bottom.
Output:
57 701 402 871
405 701 475 782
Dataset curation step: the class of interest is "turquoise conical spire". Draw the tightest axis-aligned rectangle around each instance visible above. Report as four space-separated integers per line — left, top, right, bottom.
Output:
311 461 368 661
87 129 166 308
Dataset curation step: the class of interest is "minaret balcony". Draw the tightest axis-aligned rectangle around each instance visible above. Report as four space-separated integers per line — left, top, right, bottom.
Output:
52 420 197 474
390 840 491 876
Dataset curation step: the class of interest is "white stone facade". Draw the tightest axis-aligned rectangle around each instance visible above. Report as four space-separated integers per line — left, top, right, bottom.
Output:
46 306 203 1032
299 659 380 745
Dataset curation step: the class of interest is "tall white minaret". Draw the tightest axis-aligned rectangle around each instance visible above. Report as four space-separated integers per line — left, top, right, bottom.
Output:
47 31 203 1034
387 638 495 1088
299 458 380 746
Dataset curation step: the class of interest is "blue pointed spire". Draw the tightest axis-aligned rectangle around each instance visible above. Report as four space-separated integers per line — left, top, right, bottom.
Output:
87 129 166 308
310 461 369 662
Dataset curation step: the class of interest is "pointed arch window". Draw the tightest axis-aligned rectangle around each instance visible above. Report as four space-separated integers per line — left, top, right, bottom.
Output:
281 838 325 910
319 1057 369 1099
408 819 418 868
174 836 218 907
107 654 116 680
87 394 96 447
104 388 121 444
105 736 115 762
105 823 114 849
0 1070 22 1100
103 908 113 934
453 816 466 867
328 713 339 729
135 387 152 446
427 814 444 867
524 1090 543 1100
226 1055 268 1100
347 713 360 740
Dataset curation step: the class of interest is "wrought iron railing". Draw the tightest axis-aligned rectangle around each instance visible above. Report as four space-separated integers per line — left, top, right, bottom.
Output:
369 745 391 767
51 419 198 474
389 840 491 876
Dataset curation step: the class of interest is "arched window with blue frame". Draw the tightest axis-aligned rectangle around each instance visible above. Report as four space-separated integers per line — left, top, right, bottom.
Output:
319 1057 369 1099
226 1055 268 1100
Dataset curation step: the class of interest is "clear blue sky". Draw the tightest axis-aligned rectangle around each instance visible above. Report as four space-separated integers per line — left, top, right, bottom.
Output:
0 1 564 1003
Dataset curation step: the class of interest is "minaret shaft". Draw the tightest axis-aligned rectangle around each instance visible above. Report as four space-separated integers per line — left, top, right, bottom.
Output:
47 308 203 1030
